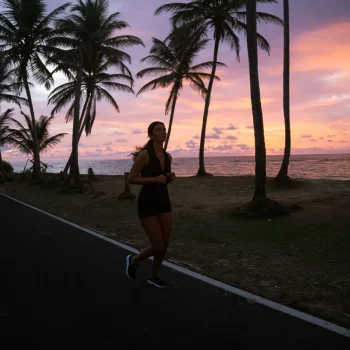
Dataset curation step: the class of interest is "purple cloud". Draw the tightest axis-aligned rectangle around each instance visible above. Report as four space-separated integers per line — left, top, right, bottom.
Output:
213 127 224 134
206 133 220 139
115 139 128 143
212 144 233 151
236 144 251 151
226 135 238 141
186 140 196 149
227 124 237 130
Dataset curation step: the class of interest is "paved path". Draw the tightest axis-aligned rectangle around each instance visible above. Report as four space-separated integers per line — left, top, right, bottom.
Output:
0 194 349 349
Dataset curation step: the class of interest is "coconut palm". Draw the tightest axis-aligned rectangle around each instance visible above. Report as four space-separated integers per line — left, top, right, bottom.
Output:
275 0 291 183
136 29 225 150
48 55 134 175
0 67 28 109
0 108 14 174
246 0 266 199
0 0 70 180
8 113 67 164
51 0 143 184
155 0 282 176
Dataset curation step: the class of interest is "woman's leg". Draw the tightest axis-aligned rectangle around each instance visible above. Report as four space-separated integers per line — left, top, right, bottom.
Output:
157 211 172 253
153 212 173 276
132 216 165 277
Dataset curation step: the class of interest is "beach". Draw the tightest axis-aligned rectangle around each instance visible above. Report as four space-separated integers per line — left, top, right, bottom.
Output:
1 174 349 327
9 153 350 180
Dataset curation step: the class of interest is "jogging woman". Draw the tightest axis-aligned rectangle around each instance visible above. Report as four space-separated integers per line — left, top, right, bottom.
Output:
126 121 175 288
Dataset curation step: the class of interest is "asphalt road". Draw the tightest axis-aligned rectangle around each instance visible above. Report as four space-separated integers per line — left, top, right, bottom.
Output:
0 194 349 349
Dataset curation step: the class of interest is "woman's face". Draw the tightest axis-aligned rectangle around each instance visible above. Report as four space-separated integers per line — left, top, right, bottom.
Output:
150 123 166 142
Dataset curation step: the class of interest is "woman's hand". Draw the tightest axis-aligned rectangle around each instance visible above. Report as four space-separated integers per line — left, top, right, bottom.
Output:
166 172 176 182
154 175 167 184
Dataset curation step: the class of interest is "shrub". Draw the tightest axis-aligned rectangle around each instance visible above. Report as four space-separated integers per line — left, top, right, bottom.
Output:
0 160 14 173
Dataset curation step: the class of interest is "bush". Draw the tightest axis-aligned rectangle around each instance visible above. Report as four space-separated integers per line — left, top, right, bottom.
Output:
0 160 14 173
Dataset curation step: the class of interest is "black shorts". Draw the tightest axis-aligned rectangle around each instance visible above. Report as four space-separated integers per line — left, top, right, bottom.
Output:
137 185 172 219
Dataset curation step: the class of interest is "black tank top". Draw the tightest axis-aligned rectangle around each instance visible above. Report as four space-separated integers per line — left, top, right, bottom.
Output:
141 145 171 179
137 145 172 214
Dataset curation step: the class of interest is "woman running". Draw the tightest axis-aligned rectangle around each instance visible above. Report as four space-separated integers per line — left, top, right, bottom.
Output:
126 121 175 288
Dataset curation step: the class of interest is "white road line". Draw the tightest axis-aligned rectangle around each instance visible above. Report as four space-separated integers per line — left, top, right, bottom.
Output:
1 192 349 338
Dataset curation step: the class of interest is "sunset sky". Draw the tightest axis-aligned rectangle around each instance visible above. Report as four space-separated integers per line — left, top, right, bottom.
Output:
1 0 350 161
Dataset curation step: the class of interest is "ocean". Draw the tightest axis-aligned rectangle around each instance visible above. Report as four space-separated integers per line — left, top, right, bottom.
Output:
9 153 350 181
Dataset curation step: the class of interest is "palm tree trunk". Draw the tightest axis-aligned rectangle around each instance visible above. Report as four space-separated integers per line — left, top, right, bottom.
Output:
246 0 266 200
164 87 179 151
70 51 83 185
276 0 291 180
0 148 5 174
62 93 91 176
23 74 41 181
197 35 220 176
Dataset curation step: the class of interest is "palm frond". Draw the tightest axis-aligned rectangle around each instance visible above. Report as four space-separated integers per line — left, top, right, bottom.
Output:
187 75 207 98
136 75 175 96
40 133 67 153
0 108 14 145
100 81 134 94
257 33 271 54
189 61 227 72
154 3 192 16
103 35 144 48
136 67 172 79
140 55 174 69
8 112 66 156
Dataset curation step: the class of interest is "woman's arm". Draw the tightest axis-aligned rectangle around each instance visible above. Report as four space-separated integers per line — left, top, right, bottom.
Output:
128 150 166 185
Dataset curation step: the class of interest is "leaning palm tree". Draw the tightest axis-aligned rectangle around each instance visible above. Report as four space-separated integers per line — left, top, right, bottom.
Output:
246 0 266 199
136 29 225 150
155 0 282 176
51 0 143 185
0 0 70 180
0 108 14 174
0 67 28 109
48 55 134 175
8 113 67 171
275 0 291 183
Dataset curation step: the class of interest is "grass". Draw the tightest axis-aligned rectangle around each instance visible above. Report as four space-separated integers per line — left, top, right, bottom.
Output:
1 174 350 327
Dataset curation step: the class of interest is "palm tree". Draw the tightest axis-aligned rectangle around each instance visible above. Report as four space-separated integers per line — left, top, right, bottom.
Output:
275 0 291 183
0 67 28 109
51 0 143 185
0 108 14 174
0 0 70 180
156 0 282 176
8 113 67 167
246 0 266 199
48 56 134 175
136 30 225 150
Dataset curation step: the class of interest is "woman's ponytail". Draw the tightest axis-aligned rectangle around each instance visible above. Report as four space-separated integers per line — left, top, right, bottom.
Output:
130 139 153 160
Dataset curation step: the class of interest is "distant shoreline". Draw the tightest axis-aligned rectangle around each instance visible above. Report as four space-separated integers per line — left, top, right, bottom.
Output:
6 152 350 163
